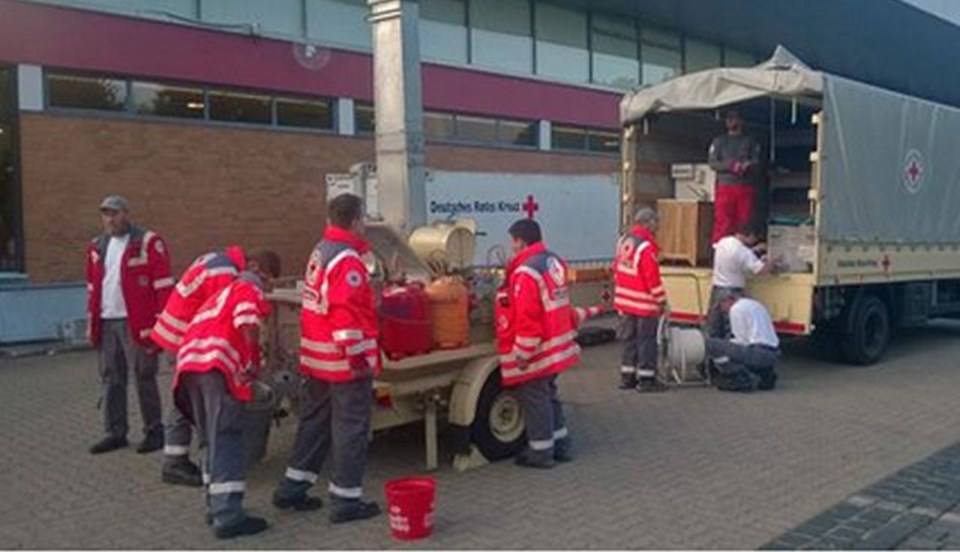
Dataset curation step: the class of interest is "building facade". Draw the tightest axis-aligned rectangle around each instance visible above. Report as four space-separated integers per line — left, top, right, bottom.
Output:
0 0 956 283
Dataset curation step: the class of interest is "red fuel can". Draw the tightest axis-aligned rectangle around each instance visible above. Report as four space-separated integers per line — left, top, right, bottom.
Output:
380 281 433 360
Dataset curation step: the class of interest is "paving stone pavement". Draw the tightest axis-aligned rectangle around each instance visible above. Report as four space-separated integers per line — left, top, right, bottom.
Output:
3 323 960 549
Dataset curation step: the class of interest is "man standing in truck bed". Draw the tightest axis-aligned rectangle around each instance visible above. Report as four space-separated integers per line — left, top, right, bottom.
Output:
708 109 762 244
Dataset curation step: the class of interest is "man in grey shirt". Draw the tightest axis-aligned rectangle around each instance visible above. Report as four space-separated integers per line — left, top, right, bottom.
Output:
708 109 761 244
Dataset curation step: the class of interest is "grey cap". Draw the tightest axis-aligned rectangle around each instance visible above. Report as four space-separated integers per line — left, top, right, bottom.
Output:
99 195 129 212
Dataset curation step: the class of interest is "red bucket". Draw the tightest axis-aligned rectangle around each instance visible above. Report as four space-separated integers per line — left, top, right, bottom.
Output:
385 477 436 541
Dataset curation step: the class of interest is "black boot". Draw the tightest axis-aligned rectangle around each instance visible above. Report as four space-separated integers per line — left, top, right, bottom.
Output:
214 515 269 539
757 369 778 391
136 431 164 454
272 491 324 512
329 497 381 524
162 457 203 487
89 435 128 455
618 369 638 390
553 438 573 463
636 378 667 393
515 449 556 469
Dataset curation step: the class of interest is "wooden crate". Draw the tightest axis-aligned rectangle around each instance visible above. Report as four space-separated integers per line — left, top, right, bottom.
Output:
656 199 714 267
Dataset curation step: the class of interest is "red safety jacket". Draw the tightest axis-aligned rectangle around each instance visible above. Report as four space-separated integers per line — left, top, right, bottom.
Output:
173 276 271 402
613 225 666 318
299 226 381 383
150 246 245 353
86 224 173 347
495 243 581 387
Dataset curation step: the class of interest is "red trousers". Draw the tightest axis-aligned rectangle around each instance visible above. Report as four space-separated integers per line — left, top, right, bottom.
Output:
712 184 756 244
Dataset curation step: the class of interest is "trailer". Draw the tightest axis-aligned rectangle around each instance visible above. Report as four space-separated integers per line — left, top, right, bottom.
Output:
620 46 960 364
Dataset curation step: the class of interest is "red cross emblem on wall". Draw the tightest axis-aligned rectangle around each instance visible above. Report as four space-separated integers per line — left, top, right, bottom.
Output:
903 150 925 194
522 195 539 219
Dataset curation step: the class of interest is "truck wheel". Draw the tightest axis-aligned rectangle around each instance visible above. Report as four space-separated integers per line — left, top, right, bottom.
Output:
840 294 890 365
470 370 526 461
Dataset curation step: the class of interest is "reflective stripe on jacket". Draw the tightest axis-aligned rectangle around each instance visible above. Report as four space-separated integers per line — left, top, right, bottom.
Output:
613 225 666 318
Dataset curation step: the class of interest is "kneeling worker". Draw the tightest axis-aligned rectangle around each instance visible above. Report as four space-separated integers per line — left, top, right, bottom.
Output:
497 219 580 468
705 296 779 392
173 253 281 539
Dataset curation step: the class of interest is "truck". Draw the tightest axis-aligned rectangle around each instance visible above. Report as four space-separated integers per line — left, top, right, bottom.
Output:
620 46 960 365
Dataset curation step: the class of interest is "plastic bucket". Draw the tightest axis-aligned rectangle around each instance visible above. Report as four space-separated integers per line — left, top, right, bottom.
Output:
385 477 436 541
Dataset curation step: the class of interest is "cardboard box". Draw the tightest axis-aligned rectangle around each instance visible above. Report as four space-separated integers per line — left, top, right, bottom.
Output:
768 224 815 273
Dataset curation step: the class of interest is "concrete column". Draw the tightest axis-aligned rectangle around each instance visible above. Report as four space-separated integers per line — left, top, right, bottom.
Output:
538 120 552 151
17 64 43 112
368 0 426 235
337 97 356 136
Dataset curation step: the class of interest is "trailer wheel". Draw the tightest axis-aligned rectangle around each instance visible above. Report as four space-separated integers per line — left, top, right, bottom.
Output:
470 370 525 461
840 294 890 365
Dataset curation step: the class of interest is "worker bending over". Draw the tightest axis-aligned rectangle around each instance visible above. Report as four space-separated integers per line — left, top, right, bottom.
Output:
705 296 779 392
496 219 581 469
273 193 381 523
150 246 257 488
173 253 280 539
613 207 669 392
707 223 772 338
708 108 762 244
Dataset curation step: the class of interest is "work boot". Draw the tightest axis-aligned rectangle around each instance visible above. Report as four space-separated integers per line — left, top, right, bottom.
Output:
136 431 164 454
89 436 128 455
716 371 759 393
272 491 324 512
618 369 638 390
213 515 269 540
553 438 573 463
636 378 668 393
328 497 381 524
162 457 203 487
757 370 778 391
514 449 556 469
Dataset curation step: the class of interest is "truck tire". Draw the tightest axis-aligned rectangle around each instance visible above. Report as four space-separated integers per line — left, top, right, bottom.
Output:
470 370 526 461
840 294 890 365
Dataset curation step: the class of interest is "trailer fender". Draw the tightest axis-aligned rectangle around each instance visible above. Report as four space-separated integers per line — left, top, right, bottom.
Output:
447 355 499 427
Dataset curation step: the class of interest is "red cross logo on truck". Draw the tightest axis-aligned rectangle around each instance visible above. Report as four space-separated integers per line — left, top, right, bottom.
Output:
881 255 891 273
903 150 925 194
523 195 539 219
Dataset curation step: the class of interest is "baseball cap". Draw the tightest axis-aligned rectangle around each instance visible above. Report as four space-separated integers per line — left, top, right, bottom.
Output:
99 195 129 212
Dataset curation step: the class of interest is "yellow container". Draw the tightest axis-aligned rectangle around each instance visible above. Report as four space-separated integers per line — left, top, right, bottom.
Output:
425 276 470 350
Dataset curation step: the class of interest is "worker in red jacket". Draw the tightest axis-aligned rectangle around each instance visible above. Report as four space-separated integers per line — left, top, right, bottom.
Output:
272 193 381 523
86 195 173 455
150 245 247 488
173 253 279 539
613 207 669 393
496 219 581 469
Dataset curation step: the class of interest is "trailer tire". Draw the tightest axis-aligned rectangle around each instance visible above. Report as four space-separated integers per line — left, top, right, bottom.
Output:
470 370 525 461
840 294 890 365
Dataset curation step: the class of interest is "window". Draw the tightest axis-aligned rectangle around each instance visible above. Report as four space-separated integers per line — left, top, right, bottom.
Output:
424 111 455 140
534 2 588 83
308 0 372 50
421 0 468 64
276 97 334 129
497 119 538 147
201 0 302 38
354 102 376 133
469 0 533 74
685 38 722 73
208 91 272 124
724 48 757 67
591 14 639 89
0 66 21 272
553 125 620 154
641 27 681 85
132 81 205 119
48 73 128 111
455 115 498 143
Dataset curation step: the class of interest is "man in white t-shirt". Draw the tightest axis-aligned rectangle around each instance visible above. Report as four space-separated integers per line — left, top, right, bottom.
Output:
705 296 779 392
706 223 772 338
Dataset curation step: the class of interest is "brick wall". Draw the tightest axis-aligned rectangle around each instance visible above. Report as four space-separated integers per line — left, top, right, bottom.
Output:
19 114 619 283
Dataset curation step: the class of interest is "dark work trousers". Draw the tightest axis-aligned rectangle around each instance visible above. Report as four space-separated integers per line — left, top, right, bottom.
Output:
163 404 196 460
619 314 660 379
705 286 745 339
178 371 247 528
98 319 162 439
706 338 779 379
518 375 567 462
275 377 374 501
